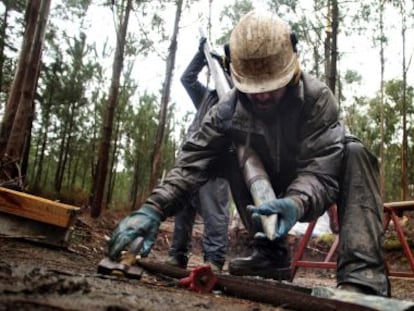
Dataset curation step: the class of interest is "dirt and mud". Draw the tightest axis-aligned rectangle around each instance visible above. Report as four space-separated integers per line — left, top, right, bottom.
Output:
1 209 414 311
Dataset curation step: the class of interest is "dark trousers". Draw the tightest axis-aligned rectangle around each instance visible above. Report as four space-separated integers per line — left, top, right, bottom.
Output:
336 137 389 296
169 177 230 266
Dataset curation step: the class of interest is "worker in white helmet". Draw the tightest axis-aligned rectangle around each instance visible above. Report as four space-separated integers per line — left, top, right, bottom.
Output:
108 10 389 297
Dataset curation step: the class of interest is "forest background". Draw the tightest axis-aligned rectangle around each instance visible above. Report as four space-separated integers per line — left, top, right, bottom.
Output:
0 0 413 218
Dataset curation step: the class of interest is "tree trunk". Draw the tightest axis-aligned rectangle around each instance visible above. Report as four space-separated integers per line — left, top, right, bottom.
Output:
149 0 183 190
400 2 407 200
33 126 48 191
105 116 121 207
42 156 51 188
33 92 52 191
90 0 132 218
29 125 41 183
0 0 50 185
20 98 35 179
130 156 140 211
329 0 338 94
0 4 10 99
324 0 331 89
70 155 80 190
379 0 385 198
0 0 38 156
54 122 68 192
56 104 76 193
324 0 338 95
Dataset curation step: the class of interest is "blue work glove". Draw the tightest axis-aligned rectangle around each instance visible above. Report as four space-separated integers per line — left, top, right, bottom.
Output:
108 204 162 261
249 197 304 239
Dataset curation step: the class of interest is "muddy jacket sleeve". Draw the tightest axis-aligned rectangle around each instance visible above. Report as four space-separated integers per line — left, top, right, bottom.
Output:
145 91 235 219
180 50 208 110
285 83 344 221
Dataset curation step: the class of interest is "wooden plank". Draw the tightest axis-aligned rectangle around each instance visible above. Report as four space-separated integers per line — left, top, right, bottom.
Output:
0 187 79 228
384 200 414 211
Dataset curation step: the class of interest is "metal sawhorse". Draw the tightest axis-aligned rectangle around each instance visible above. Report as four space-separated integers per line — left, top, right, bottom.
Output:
290 201 414 280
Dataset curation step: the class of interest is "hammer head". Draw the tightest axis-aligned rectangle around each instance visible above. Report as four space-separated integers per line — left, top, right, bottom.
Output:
97 257 143 279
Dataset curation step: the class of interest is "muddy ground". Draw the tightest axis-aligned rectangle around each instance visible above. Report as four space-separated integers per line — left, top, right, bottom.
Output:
1 209 414 311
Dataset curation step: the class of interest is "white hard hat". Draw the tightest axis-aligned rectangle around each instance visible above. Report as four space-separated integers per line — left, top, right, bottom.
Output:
230 10 298 93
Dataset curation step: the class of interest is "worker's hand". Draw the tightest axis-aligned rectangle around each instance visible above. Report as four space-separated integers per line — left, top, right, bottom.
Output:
198 37 207 53
249 198 304 239
210 50 225 67
198 37 225 67
108 204 161 261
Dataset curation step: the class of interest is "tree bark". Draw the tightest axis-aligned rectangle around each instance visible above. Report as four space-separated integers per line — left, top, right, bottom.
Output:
0 0 38 157
106 116 121 207
54 122 68 192
329 0 338 94
130 156 140 211
400 2 407 200
149 0 183 190
90 0 132 218
33 91 52 191
379 0 385 198
0 0 50 185
0 3 10 98
324 0 338 95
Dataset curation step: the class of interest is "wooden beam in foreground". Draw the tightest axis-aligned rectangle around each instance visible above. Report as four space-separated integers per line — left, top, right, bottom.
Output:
0 186 79 228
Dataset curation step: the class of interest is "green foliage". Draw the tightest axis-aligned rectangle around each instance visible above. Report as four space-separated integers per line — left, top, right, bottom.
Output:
384 237 403 251
216 0 254 45
53 0 92 19
0 0 25 11
344 79 414 201
344 70 362 84
316 233 336 247
267 0 299 13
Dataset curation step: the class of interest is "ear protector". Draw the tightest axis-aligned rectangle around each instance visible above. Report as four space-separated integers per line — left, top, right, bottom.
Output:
290 33 298 53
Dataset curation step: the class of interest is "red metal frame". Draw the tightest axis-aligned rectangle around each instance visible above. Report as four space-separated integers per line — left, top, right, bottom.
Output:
290 214 338 281
290 201 414 281
383 201 414 278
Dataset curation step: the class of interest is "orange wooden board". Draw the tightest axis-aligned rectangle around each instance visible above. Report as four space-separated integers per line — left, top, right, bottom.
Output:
0 187 79 228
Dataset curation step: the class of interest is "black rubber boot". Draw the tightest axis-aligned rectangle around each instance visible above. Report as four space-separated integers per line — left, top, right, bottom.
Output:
165 253 188 269
228 237 291 280
204 255 224 272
